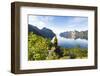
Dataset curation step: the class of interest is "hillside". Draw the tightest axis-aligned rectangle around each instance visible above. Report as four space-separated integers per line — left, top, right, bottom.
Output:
28 24 55 39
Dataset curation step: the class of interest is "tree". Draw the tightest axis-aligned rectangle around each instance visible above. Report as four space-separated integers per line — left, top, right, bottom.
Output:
28 32 51 60
54 35 58 47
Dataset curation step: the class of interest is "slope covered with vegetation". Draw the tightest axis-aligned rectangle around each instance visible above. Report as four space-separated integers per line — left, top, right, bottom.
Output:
28 32 88 61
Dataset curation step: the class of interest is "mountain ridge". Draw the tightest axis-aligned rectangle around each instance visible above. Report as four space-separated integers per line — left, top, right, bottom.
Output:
28 24 55 39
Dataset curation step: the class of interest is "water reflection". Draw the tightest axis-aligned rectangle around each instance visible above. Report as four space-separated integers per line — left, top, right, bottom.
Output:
57 35 88 48
60 30 88 40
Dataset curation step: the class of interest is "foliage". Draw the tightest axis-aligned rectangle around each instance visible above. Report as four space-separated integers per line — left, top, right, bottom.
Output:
61 47 88 59
46 50 59 60
28 32 88 60
28 32 51 60
54 36 58 47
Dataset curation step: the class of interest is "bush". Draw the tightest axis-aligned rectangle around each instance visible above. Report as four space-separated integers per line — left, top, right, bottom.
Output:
28 32 88 60
28 32 51 60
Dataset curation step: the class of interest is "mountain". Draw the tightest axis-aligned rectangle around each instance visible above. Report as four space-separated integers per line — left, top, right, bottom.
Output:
28 24 55 39
60 30 88 40
60 32 69 38
41 27 56 39
28 24 43 36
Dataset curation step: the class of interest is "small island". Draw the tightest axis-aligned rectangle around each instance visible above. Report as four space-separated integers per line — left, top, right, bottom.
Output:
60 30 88 40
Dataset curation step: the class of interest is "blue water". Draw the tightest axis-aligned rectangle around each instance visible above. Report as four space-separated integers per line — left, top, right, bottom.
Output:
57 36 88 48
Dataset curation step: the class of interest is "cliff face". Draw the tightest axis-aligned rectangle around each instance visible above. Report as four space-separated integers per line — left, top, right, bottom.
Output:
60 30 88 39
28 24 55 39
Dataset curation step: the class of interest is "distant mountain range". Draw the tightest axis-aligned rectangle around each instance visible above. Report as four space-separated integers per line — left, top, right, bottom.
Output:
28 24 55 39
60 30 88 40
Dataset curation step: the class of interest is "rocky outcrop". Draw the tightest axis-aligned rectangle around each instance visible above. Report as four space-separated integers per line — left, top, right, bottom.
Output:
28 24 55 39
60 30 88 39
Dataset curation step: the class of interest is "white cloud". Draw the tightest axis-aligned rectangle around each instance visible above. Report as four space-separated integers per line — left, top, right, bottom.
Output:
29 15 55 29
65 17 88 31
28 15 88 34
29 15 47 29
40 16 54 22
69 17 88 24
36 21 46 29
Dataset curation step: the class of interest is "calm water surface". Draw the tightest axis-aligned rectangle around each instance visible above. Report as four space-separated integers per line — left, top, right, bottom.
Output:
57 35 88 48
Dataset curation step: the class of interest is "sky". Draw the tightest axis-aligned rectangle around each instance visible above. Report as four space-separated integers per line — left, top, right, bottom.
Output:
28 15 88 35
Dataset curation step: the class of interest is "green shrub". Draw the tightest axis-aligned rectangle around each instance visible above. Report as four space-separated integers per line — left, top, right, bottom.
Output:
28 32 51 60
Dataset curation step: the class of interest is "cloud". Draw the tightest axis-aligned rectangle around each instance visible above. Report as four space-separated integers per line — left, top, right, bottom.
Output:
28 15 88 34
67 17 88 24
29 15 54 29
39 16 54 23
65 17 88 31
29 15 46 29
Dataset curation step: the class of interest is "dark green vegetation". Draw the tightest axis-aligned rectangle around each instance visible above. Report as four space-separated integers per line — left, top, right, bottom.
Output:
28 24 55 39
28 32 51 60
28 32 88 61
